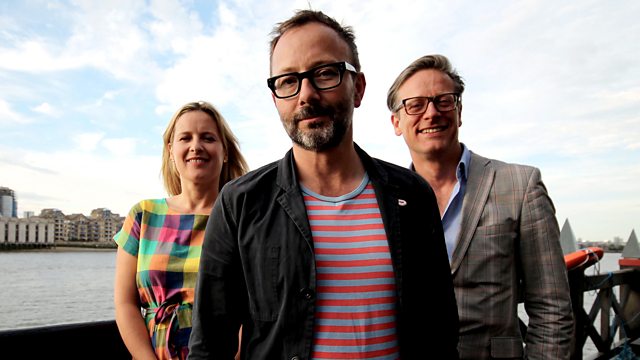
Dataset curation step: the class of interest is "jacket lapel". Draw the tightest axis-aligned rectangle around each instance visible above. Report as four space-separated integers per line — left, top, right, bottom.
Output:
275 149 314 248
450 152 494 274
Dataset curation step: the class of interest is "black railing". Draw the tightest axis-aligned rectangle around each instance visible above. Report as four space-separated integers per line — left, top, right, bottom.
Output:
568 265 640 359
0 320 128 359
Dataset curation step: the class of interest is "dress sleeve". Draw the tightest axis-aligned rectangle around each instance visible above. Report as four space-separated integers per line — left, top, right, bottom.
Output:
113 201 143 256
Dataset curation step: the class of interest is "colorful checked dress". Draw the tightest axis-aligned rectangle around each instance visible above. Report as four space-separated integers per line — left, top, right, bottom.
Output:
114 198 205 360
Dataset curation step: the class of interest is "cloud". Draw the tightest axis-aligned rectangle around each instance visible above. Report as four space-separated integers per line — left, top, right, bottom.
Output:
1 146 164 216
147 0 205 54
102 137 138 157
0 0 159 83
32 102 58 117
549 158 640 242
0 40 76 72
152 5 273 113
0 155 58 176
73 132 104 152
0 98 30 124
0 0 638 243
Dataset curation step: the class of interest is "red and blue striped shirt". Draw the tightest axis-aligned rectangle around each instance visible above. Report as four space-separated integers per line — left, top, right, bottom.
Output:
303 174 400 360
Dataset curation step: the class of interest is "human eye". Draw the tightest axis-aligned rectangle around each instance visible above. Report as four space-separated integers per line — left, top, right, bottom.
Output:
434 94 457 110
405 98 426 113
436 94 454 105
275 75 298 89
203 134 217 142
315 65 340 80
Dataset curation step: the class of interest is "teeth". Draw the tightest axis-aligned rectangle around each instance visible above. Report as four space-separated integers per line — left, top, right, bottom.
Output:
419 128 442 134
187 159 206 163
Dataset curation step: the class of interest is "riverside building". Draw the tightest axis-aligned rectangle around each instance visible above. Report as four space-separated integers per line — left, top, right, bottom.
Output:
0 186 124 249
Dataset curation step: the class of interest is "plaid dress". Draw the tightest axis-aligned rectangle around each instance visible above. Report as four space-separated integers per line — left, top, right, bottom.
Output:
114 199 206 360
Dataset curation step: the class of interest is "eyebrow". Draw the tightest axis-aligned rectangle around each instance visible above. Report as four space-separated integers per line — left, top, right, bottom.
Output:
273 59 340 75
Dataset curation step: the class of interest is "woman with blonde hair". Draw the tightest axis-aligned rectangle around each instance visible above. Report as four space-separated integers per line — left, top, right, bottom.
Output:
114 101 247 359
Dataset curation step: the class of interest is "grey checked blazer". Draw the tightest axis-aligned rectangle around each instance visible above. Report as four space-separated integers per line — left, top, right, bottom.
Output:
452 152 573 359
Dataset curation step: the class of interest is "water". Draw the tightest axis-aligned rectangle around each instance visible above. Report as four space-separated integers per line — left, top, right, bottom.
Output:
0 249 117 331
0 249 628 358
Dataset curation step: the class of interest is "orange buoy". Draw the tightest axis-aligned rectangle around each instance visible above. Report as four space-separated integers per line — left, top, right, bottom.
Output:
564 247 604 271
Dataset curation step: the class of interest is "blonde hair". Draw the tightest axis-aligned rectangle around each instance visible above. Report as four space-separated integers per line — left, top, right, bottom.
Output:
161 101 249 195
387 54 465 112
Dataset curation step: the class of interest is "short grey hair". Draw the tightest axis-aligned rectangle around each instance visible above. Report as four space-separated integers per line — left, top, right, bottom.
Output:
269 10 361 74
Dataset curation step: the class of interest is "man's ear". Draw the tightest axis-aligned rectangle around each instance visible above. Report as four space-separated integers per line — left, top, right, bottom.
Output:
391 113 403 136
353 72 366 108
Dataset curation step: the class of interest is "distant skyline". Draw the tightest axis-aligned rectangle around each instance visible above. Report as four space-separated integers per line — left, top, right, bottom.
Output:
1 0 639 242
3 188 636 244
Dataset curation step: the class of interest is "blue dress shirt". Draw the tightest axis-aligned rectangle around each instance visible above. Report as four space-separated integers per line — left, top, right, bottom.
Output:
411 143 470 262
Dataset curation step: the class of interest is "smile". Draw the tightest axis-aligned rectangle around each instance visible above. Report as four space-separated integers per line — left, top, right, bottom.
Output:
418 126 447 134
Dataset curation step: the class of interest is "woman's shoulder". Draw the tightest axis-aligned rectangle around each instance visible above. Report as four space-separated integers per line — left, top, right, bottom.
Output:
126 198 169 215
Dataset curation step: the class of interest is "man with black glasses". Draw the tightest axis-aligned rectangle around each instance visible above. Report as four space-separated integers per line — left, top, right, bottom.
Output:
387 54 573 359
188 11 459 360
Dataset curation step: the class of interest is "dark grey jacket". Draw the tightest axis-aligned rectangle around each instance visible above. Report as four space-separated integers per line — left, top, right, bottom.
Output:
188 144 459 359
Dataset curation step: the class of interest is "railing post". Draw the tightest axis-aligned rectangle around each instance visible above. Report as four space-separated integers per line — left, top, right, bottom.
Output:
619 230 640 342
569 268 585 360
619 269 640 342
601 287 611 347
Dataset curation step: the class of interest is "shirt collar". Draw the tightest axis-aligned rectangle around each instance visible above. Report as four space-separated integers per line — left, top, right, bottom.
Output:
458 143 470 182
409 143 471 182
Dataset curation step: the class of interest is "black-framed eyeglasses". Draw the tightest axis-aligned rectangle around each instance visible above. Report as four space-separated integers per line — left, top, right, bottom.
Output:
267 61 358 99
395 93 460 115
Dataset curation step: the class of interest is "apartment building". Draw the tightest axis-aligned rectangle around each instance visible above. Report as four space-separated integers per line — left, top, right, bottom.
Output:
0 186 124 245
0 215 55 246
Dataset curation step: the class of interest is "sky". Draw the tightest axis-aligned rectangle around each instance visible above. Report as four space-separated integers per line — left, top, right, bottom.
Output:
0 0 638 243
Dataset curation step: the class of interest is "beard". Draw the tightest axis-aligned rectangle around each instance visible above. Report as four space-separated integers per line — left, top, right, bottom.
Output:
281 98 353 152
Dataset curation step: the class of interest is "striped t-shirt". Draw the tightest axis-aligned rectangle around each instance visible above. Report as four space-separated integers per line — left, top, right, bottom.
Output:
303 174 400 360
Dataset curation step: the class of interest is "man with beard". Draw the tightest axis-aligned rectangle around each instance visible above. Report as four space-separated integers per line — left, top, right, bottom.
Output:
188 10 459 360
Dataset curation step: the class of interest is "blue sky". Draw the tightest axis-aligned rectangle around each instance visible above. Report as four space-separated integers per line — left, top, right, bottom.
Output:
1 0 638 242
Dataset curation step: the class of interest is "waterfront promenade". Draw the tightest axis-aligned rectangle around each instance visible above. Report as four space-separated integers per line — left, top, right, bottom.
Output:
0 240 116 251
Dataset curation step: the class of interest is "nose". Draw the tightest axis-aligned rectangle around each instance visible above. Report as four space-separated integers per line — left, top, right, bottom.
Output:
421 100 440 118
297 78 320 105
190 139 203 152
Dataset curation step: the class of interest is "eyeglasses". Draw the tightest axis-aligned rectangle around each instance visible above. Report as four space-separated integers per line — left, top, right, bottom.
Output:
267 61 358 99
396 93 460 115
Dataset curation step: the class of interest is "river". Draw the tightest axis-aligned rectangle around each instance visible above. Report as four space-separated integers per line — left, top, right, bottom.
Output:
0 249 627 357
0 249 117 330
